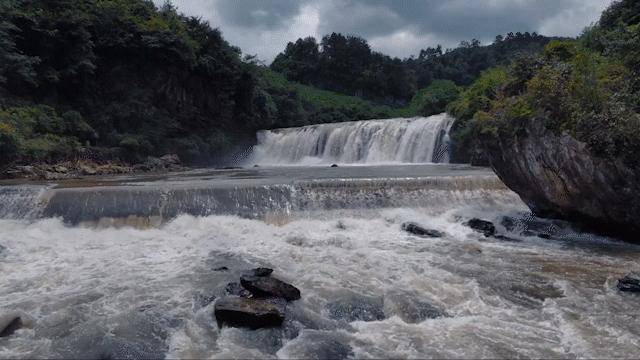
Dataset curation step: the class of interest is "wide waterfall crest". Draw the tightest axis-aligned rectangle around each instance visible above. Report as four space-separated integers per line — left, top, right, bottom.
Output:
249 113 454 165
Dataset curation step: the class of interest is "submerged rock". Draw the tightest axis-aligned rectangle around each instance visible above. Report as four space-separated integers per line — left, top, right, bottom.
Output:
617 272 640 292
401 222 445 238
214 297 286 329
225 282 253 298
214 266 229 271
465 218 496 237
240 275 301 301
277 330 354 360
384 293 446 323
0 315 23 337
326 294 385 322
330 164 339 168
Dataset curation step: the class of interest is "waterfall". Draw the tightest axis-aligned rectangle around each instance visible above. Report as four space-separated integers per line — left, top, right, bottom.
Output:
249 114 454 166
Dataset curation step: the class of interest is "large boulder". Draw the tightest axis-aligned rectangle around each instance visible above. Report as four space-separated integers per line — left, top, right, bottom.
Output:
481 119 640 241
240 275 301 301
214 297 286 329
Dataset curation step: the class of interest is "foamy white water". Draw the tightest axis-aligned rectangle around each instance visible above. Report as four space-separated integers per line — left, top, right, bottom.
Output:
249 114 454 166
0 166 639 359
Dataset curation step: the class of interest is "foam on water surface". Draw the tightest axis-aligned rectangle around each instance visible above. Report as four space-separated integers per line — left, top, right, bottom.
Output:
1 165 639 358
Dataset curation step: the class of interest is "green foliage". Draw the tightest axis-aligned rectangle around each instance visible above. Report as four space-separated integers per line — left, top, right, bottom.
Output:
544 40 578 62
271 33 416 105
23 134 80 161
449 0 640 169
0 122 20 163
405 80 460 117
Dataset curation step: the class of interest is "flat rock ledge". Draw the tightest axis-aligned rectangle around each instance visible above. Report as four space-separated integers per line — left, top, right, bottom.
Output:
214 297 286 329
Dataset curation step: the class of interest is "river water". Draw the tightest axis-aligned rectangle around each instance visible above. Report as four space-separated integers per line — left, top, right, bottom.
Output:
0 164 639 359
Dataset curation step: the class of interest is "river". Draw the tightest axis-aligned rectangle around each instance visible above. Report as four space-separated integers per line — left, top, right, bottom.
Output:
0 115 638 358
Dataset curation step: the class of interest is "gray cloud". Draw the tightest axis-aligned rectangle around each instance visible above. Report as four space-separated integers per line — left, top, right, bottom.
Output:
156 0 613 61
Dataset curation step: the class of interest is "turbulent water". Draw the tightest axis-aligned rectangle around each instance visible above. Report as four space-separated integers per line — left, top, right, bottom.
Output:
249 114 454 166
0 165 639 359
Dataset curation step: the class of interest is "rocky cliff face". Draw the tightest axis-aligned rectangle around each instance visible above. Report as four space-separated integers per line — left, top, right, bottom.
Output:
482 119 640 242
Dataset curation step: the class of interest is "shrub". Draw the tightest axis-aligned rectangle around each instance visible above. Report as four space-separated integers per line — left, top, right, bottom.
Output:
0 122 20 164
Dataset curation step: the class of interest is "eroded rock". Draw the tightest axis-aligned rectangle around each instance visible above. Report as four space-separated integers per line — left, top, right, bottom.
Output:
214 297 286 329
240 275 301 301
401 222 445 238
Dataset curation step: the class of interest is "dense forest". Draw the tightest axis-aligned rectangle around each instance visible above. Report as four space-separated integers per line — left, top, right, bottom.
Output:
0 0 582 170
271 32 555 106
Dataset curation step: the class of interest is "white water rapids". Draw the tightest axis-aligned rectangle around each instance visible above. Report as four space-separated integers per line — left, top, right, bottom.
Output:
0 165 639 358
249 114 454 166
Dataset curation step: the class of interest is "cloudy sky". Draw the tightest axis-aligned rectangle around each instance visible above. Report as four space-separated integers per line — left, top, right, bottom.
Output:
155 0 613 62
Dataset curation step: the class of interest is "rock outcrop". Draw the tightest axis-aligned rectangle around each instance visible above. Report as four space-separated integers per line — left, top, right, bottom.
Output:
481 119 640 241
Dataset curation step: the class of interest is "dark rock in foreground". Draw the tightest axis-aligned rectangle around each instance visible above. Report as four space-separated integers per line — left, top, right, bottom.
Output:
617 272 640 292
0 315 23 337
327 294 385 322
401 222 445 238
249 267 274 277
465 218 496 237
214 297 286 329
240 275 301 301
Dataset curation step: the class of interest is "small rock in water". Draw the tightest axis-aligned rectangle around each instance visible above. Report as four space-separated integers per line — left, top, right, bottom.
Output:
465 218 496 237
401 222 445 238
617 272 640 292
330 164 339 168
0 314 24 337
225 282 253 298
249 267 274 277
214 266 229 271
214 297 286 329
326 294 385 322
240 275 301 301
253 164 260 168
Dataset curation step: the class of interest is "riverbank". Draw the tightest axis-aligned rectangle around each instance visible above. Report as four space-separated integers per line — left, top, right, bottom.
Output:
0 154 187 181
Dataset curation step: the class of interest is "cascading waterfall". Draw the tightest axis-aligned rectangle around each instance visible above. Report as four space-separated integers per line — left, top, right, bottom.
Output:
249 113 454 166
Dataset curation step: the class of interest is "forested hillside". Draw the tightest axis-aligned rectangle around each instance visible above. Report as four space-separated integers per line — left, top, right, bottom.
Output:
0 0 563 170
271 32 555 106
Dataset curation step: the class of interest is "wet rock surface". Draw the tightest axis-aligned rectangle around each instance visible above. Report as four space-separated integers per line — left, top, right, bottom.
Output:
617 272 640 292
0 315 23 338
225 282 253 298
213 267 301 329
481 118 640 241
326 294 386 322
240 275 301 301
401 222 445 238
465 218 496 237
385 293 446 323
214 297 286 329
